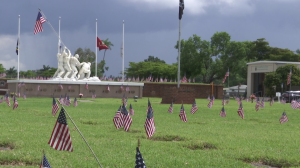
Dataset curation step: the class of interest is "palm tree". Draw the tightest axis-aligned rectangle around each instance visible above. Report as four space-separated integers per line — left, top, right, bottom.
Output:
102 38 114 61
6 66 17 78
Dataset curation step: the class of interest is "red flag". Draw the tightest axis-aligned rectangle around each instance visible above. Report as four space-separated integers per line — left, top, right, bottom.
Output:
52 97 59 116
97 37 109 50
48 108 73 152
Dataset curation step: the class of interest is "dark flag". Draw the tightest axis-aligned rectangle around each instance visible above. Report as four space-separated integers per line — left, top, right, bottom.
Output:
52 97 59 116
179 0 184 20
220 107 226 117
279 112 289 124
39 153 51 168
113 106 122 129
121 104 132 132
48 108 73 152
237 103 244 119
179 104 187 122
168 102 173 113
16 39 19 55
190 100 198 114
135 147 146 168
145 100 155 138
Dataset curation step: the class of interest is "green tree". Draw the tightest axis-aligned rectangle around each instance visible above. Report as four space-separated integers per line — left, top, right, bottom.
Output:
102 38 114 61
269 48 300 61
0 64 5 73
144 56 166 64
263 72 281 97
249 38 271 60
6 67 17 78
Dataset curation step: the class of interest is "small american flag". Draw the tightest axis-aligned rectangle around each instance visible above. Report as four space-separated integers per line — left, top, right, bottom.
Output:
207 95 210 101
122 94 126 104
290 100 300 109
37 85 40 91
222 97 226 106
135 147 146 168
207 99 213 109
120 84 124 91
48 108 73 152
145 101 155 137
179 104 187 122
34 11 46 34
126 85 130 92
23 92 26 99
107 84 110 91
113 106 122 129
0 97 3 103
182 73 187 83
255 97 260 112
120 104 132 132
260 97 265 108
13 96 18 110
226 98 230 104
237 103 244 119
59 95 64 105
279 112 289 124
235 96 239 101
287 68 292 85
73 97 78 107
168 102 173 113
5 93 10 107
129 104 134 116
220 107 226 117
85 83 88 89
190 100 198 114
52 97 59 116
222 68 229 83
58 84 63 90
281 98 286 104
124 98 128 107
65 96 71 107
92 92 96 99
40 153 51 168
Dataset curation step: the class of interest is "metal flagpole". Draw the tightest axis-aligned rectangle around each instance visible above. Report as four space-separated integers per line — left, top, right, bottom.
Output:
95 19 97 77
57 103 103 168
58 17 61 53
17 15 20 80
38 9 67 49
177 19 181 88
122 20 124 82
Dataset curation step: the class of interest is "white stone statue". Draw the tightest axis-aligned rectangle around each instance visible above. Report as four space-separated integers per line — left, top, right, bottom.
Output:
69 54 81 79
77 62 91 79
62 47 72 79
53 52 65 78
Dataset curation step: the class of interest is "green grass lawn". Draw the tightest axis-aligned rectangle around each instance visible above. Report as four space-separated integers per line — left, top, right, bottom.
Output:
0 97 300 167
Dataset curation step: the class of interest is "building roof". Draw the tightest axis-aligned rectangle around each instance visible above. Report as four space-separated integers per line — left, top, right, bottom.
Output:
247 61 300 65
229 85 247 90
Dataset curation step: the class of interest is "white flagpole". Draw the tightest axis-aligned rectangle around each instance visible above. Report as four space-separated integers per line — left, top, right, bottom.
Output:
17 15 20 80
95 19 97 77
58 17 61 53
122 20 124 82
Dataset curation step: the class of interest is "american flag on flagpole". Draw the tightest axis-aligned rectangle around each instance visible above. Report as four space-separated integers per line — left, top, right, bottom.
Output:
207 99 213 109
168 102 173 113
39 153 51 168
52 97 59 116
190 100 198 114
222 68 229 83
113 106 122 129
237 103 244 119
179 104 187 122
13 96 18 110
145 100 155 137
48 108 73 152
129 104 134 116
279 112 289 124
73 97 78 107
220 107 226 117
135 147 146 168
287 68 292 85
34 11 46 34
120 104 132 131
255 97 260 111
5 93 10 107
85 83 88 89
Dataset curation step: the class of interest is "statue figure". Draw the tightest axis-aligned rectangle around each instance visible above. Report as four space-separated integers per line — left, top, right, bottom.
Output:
62 47 72 79
53 52 65 78
77 62 91 79
69 54 81 79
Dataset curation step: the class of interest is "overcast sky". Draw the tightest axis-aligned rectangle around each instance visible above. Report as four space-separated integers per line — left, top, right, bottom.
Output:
1 0 300 77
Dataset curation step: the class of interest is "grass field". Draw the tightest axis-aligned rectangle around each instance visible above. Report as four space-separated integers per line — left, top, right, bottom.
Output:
0 96 300 168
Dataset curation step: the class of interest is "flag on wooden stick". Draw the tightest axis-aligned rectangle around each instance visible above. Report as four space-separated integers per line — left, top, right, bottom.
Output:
48 108 73 152
120 104 132 132
220 107 226 117
190 100 198 114
237 103 244 119
168 102 173 113
145 100 155 137
5 93 11 107
39 153 51 168
13 96 18 110
135 147 146 168
73 97 78 107
279 111 289 124
179 103 187 122
52 97 59 116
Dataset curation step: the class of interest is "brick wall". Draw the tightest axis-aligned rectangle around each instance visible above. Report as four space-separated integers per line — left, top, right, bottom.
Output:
0 79 9 95
143 83 223 103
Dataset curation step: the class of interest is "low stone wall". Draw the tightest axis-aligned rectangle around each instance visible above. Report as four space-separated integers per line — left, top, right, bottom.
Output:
143 83 223 103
